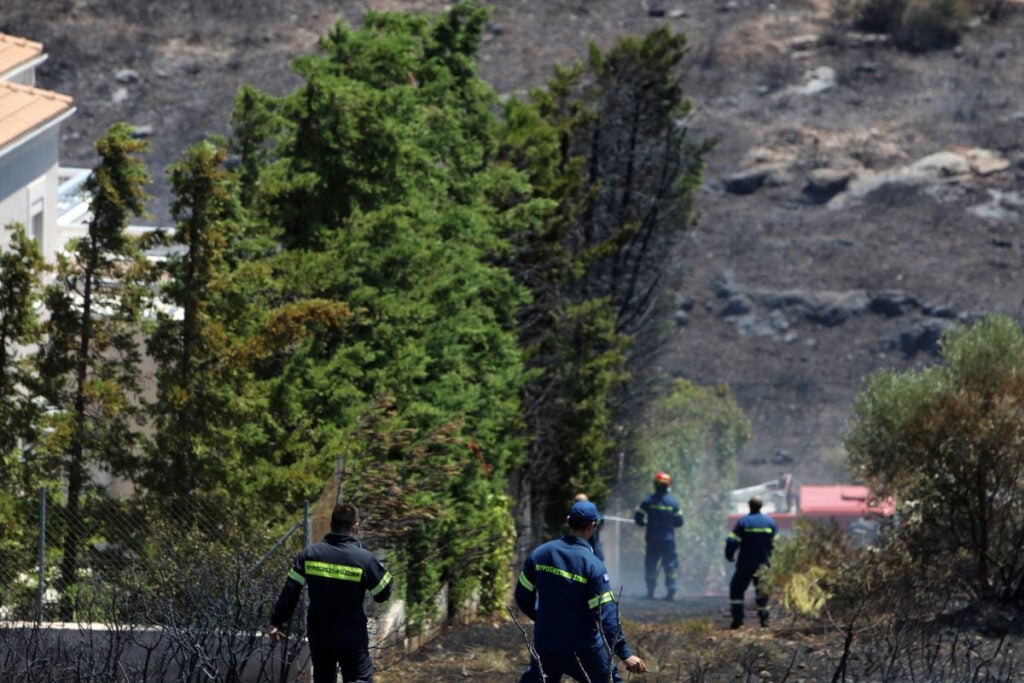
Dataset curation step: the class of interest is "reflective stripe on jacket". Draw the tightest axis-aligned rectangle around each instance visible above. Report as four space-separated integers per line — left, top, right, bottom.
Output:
271 532 393 630
635 491 684 542
514 534 632 661
725 512 778 571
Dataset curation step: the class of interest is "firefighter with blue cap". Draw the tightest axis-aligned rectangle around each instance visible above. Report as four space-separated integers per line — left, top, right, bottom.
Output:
634 471 685 600
725 495 778 629
573 492 604 560
515 500 646 682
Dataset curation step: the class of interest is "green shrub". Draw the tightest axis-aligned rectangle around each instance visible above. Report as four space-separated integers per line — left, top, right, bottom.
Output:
895 0 971 50
840 0 975 51
765 518 850 619
630 379 750 594
853 0 909 33
847 315 1024 604
766 514 973 630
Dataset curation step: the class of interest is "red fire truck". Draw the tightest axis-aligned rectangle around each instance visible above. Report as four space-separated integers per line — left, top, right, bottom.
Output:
727 474 895 543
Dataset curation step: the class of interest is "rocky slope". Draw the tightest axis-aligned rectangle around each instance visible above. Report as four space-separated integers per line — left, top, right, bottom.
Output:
6 0 1023 489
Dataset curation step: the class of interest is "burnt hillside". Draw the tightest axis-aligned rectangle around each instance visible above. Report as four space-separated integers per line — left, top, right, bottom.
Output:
5 0 1024 492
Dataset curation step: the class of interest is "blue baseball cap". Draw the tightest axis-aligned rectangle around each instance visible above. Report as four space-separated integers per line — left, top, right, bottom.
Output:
568 500 600 523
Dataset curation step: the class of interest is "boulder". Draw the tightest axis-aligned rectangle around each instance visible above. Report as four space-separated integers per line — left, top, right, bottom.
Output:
910 151 970 177
723 167 771 195
964 148 1011 176
720 294 754 317
803 168 855 203
869 290 920 317
786 34 820 51
115 68 140 84
883 319 955 357
789 66 835 95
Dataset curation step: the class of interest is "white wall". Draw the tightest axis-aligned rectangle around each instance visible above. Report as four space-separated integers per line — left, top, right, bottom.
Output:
0 125 61 261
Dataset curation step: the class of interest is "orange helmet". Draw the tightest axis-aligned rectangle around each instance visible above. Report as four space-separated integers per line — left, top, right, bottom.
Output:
654 471 672 487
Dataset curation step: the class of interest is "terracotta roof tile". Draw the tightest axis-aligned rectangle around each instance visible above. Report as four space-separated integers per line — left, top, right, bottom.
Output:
0 80 74 150
0 33 44 78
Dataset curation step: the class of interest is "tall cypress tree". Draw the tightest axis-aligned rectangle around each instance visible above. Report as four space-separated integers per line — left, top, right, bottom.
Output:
0 223 47 613
34 123 150 618
144 140 247 499
499 26 710 549
0 223 46 457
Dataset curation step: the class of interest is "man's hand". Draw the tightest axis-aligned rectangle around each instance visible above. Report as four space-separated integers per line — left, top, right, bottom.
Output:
268 625 286 643
624 655 646 673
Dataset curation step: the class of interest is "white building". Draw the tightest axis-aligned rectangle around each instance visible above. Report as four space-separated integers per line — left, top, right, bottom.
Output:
0 32 81 263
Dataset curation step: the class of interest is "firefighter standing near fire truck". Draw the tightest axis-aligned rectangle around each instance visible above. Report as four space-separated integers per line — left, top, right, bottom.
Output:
725 495 778 629
634 471 684 600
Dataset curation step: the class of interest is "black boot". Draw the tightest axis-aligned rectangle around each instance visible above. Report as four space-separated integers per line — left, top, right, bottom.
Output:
730 604 744 629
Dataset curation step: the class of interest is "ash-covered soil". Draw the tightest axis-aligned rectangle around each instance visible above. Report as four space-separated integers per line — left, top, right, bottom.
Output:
374 593 732 682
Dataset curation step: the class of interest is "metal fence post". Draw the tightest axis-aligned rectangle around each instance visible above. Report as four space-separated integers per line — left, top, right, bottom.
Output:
303 500 311 549
336 456 344 504
302 501 311 683
301 500 310 628
37 487 46 623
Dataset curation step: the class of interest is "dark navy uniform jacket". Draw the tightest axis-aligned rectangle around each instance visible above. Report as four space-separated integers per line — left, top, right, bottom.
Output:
515 534 632 660
271 532 393 630
725 512 779 571
635 490 684 543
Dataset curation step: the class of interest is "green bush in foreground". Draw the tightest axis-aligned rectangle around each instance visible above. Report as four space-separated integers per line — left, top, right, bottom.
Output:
847 314 1024 604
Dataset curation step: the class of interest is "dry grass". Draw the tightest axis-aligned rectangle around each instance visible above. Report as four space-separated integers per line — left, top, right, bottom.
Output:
375 608 1024 682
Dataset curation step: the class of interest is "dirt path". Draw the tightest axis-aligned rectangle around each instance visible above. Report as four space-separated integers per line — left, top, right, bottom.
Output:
375 593 745 681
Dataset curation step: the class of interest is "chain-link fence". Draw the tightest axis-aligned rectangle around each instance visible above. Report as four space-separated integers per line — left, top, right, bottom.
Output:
0 477 469 683
0 488 313 682
11 490 308 622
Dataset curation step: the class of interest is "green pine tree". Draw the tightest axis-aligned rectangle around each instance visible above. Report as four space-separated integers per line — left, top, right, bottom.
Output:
144 139 249 500
0 222 48 615
228 2 532 620
498 26 710 547
33 123 151 619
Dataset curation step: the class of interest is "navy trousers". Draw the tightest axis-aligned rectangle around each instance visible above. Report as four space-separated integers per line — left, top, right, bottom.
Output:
518 647 623 683
308 623 374 683
645 539 678 596
729 564 769 625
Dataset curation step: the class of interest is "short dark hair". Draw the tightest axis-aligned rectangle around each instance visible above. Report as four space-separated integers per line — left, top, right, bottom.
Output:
749 496 763 513
331 503 359 533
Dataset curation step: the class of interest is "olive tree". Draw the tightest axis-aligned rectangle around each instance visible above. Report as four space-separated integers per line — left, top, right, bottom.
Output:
846 314 1024 603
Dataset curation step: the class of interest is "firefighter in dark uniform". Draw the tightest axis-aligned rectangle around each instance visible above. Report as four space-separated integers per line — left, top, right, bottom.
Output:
725 495 778 629
634 471 684 600
515 500 646 682
270 503 393 683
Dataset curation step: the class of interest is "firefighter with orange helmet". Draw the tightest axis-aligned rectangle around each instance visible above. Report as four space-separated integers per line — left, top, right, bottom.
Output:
634 471 684 600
